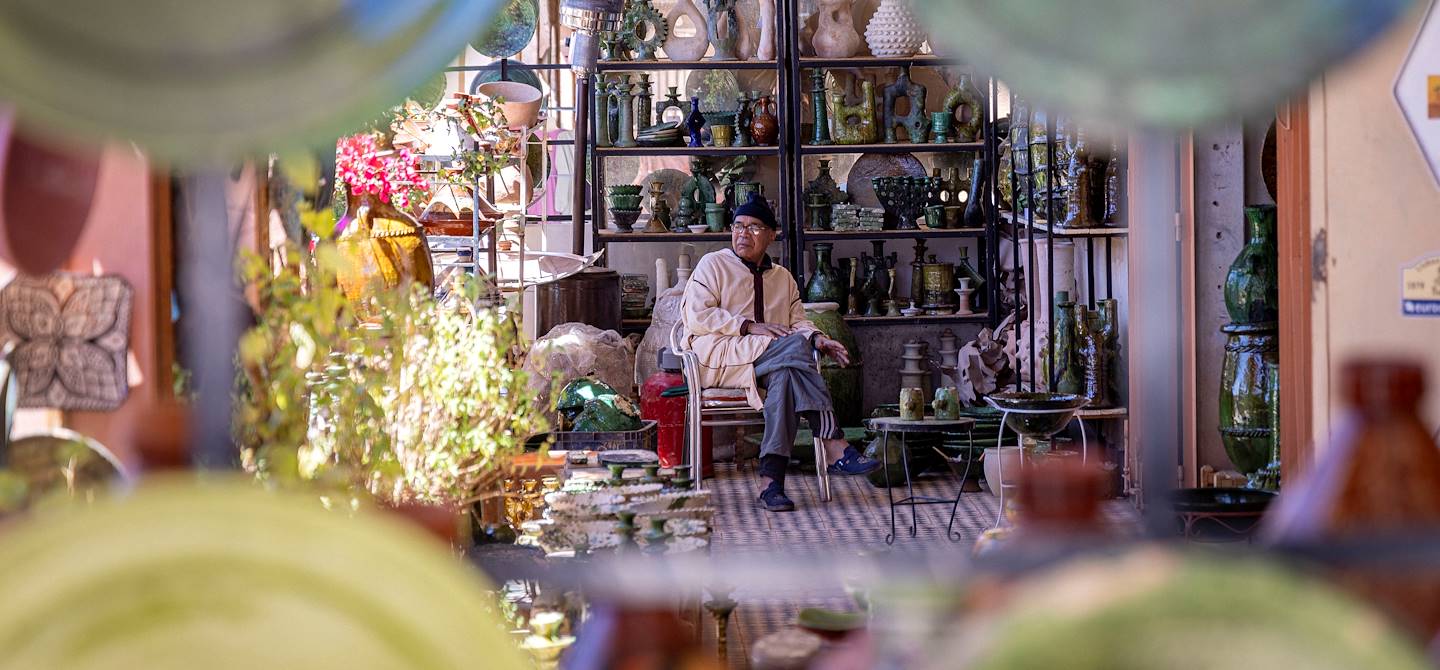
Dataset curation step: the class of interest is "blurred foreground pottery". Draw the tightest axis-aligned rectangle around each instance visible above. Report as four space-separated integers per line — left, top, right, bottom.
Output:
1265 360 1440 639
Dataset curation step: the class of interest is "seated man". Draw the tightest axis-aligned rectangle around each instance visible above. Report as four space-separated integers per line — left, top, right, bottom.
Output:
680 194 880 512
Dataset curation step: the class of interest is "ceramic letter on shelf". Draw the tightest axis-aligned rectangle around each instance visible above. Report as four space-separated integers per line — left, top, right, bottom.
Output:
704 0 740 61
864 0 925 58
756 0 777 60
665 0 710 61
812 0 863 58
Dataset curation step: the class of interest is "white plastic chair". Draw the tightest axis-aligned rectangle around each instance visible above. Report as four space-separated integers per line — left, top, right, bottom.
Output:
669 322 831 501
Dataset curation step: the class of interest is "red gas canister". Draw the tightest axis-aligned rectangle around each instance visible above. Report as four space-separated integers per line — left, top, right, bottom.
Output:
640 348 712 476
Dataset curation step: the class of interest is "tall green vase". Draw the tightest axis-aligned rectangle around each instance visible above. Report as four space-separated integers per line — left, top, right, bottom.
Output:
1218 204 1280 475
803 302 862 427
1224 205 1279 324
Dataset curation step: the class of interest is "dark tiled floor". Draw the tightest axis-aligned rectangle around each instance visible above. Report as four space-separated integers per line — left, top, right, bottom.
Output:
701 461 1139 667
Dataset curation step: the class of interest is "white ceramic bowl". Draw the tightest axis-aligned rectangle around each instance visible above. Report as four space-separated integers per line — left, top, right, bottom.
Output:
476 80 543 128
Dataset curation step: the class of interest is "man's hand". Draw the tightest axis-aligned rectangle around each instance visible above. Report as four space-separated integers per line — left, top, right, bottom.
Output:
743 321 793 338
814 334 851 367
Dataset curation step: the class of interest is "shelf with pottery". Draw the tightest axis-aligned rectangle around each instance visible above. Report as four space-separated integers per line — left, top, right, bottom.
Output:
596 230 786 242
998 211 1129 237
799 141 983 155
596 59 780 71
802 226 985 240
798 55 962 69
841 312 988 326
1075 407 1128 420
593 146 780 157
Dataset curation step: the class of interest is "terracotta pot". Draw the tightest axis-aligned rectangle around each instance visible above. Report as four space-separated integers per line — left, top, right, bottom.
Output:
476 80 543 128
334 194 435 305
750 95 779 146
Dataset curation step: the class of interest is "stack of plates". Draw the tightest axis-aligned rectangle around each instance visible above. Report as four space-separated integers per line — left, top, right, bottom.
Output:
831 204 886 232
636 122 683 147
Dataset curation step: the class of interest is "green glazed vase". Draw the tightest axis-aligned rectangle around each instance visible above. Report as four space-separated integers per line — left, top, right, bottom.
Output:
1218 322 1278 474
804 243 845 305
1224 205 1279 324
803 301 863 427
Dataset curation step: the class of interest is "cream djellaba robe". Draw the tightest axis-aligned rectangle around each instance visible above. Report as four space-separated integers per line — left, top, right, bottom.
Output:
680 249 820 410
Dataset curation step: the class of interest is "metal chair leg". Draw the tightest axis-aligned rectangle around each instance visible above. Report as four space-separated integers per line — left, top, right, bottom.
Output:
813 437 831 502
688 395 704 490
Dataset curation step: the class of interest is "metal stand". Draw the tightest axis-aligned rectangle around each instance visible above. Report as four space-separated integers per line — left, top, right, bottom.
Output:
867 417 974 544
989 408 1090 529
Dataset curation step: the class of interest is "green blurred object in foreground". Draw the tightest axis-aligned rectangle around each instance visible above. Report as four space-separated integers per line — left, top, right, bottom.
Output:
0 0 499 162
938 548 1431 670
0 478 527 670
912 0 1414 128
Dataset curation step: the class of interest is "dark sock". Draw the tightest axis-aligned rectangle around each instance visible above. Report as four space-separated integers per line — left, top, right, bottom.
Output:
758 454 788 489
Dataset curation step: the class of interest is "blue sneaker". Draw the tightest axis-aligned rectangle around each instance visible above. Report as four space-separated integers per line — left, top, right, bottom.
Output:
758 484 796 512
827 446 882 476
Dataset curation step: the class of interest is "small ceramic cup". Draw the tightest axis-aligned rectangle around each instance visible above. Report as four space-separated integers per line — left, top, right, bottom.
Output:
930 111 952 144
709 123 734 147
899 387 925 421
704 203 728 232
924 205 944 229
932 387 960 420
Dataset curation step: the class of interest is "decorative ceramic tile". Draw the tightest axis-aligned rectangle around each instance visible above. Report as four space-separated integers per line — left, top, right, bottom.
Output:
1 273 132 410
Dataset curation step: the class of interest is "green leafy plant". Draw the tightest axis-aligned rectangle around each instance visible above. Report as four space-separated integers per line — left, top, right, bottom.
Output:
235 221 550 507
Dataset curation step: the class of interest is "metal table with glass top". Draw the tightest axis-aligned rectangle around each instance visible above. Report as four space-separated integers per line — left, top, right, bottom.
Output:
864 416 977 545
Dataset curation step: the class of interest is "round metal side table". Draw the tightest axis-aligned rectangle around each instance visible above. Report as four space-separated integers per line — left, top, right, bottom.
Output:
865 416 976 545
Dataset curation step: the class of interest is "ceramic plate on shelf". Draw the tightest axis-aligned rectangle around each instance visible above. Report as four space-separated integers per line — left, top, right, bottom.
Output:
472 0 538 58
597 450 661 466
638 168 690 218
685 69 741 113
845 153 926 209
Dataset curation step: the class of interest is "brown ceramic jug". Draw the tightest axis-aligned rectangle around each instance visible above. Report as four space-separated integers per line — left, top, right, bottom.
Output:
750 95 779 146
1264 359 1440 640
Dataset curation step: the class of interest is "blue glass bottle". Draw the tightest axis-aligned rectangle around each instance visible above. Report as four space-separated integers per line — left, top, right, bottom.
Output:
685 97 705 148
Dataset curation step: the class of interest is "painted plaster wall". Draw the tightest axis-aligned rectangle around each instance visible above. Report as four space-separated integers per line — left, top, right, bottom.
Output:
1192 127 1247 472
1309 8 1440 450
0 146 156 467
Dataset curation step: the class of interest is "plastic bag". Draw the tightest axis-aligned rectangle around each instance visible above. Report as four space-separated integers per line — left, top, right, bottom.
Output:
524 322 637 424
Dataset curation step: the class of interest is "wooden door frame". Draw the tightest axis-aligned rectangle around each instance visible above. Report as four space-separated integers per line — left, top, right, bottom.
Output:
1275 97 1314 480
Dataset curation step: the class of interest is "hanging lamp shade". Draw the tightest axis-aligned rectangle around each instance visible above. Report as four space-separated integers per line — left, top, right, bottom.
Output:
912 0 1415 127
0 0 500 163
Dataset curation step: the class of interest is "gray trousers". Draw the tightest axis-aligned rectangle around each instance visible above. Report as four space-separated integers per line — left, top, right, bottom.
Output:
754 333 844 460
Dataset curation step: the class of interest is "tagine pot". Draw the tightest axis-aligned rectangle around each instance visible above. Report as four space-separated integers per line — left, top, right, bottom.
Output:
335 193 435 305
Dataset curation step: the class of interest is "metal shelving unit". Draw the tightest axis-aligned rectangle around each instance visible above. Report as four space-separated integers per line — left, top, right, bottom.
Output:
1001 93 1133 495
798 141 984 155
586 16 795 270
784 18 1001 328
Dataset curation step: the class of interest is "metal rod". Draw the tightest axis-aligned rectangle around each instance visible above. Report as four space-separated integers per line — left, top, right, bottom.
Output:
571 73 591 255
1045 115 1057 390
1105 236 1114 299
1024 108 1036 392
1086 236 1096 308
1008 90 1023 393
180 170 241 468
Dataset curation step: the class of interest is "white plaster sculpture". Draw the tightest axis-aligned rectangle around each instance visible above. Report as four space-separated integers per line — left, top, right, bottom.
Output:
812 0 863 58
664 0 711 61
756 0 777 60
863 0 925 58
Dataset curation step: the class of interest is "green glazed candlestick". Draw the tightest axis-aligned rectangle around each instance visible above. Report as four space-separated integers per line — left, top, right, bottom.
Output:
810 69 833 145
